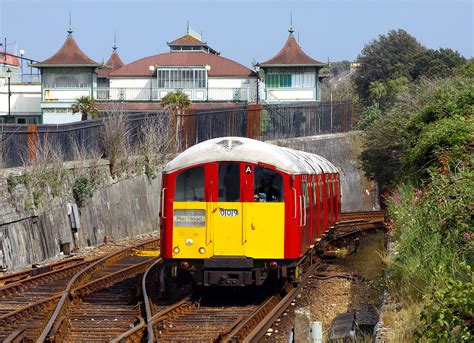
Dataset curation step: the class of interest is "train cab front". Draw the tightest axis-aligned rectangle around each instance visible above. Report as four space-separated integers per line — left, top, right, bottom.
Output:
160 160 292 287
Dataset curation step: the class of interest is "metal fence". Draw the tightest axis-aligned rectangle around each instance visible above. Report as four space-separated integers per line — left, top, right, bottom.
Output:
0 101 358 168
0 112 168 168
260 100 355 141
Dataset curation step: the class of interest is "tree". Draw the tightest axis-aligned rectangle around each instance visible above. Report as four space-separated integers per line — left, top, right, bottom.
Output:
353 29 423 100
71 96 99 121
161 91 191 152
411 48 466 80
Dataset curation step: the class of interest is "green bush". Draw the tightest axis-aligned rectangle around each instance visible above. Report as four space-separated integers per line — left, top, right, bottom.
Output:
387 166 473 340
418 266 473 341
72 174 94 208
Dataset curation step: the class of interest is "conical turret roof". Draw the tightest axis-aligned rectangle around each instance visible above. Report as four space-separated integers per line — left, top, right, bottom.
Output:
98 50 124 78
261 33 324 67
34 34 99 67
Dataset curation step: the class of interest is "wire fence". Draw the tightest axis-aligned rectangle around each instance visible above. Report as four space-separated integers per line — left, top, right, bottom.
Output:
0 101 359 168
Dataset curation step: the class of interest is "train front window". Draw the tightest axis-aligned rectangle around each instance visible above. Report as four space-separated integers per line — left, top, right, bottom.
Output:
175 166 205 202
254 167 283 202
218 163 240 202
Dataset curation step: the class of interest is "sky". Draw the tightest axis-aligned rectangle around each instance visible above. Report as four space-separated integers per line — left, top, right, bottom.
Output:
0 0 472 69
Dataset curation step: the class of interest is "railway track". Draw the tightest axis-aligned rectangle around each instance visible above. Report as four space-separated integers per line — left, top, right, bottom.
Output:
0 238 159 342
0 211 383 341
116 210 385 342
0 257 86 287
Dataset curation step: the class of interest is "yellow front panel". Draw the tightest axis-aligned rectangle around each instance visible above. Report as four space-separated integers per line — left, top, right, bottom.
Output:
172 202 285 259
172 202 213 259
243 203 285 258
210 202 244 256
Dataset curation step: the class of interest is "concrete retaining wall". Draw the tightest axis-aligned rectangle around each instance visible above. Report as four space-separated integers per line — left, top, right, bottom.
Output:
269 131 379 212
0 160 161 271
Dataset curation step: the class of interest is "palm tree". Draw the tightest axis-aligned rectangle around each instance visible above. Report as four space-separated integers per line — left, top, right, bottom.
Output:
71 96 99 121
161 91 191 152
161 91 191 112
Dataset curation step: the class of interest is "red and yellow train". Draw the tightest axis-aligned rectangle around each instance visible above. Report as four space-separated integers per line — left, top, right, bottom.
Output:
160 137 341 286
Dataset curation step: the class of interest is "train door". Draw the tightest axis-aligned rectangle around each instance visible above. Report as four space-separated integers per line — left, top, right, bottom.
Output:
336 174 341 222
328 174 334 227
321 174 329 234
211 162 245 256
244 165 285 259
312 178 319 241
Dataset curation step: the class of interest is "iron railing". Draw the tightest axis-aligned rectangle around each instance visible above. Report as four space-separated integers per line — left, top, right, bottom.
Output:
95 87 257 102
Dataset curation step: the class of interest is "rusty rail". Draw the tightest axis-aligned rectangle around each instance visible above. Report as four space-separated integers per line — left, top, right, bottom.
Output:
0 259 95 300
0 257 85 287
37 238 159 342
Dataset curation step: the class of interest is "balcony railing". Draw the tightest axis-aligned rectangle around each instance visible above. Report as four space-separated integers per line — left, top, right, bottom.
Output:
95 87 257 102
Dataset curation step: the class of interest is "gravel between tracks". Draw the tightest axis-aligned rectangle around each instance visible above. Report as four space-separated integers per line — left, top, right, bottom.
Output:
264 230 386 342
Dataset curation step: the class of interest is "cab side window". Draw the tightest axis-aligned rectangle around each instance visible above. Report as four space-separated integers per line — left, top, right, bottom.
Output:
175 166 205 201
254 167 283 202
218 163 240 202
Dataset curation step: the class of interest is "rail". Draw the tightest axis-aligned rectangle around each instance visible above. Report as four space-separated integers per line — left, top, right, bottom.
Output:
38 238 159 342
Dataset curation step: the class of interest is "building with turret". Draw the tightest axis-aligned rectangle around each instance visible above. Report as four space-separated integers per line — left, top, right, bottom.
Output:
32 27 100 123
106 28 257 103
19 24 328 123
259 28 325 102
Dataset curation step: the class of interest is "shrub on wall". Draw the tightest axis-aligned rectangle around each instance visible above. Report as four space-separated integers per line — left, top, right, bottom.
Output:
72 174 94 208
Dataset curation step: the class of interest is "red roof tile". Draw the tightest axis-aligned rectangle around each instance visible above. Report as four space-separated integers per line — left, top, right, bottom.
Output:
110 52 256 78
97 51 125 78
34 35 99 67
261 34 324 66
169 34 204 46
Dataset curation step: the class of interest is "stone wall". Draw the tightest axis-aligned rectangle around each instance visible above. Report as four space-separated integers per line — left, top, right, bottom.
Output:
269 131 379 212
0 160 161 271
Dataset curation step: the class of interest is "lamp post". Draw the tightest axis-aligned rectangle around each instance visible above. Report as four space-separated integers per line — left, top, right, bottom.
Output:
148 65 155 101
205 64 211 101
19 49 25 82
6 67 11 117
254 63 260 104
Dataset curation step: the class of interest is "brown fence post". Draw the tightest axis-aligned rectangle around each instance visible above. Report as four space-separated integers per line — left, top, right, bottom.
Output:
27 124 38 164
246 104 261 140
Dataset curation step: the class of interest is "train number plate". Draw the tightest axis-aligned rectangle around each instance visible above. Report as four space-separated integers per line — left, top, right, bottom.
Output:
219 209 238 217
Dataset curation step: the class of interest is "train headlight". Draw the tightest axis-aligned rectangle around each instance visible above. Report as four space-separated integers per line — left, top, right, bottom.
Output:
173 246 180 254
185 238 194 246
199 247 206 254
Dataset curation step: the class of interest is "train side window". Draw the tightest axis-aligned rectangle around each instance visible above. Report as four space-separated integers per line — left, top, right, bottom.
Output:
254 167 283 202
326 179 331 199
312 181 317 204
319 180 323 200
218 163 240 202
175 166 205 202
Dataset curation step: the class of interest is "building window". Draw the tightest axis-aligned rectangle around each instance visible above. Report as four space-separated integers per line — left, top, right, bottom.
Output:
266 74 292 88
265 69 316 88
158 68 207 89
42 68 92 88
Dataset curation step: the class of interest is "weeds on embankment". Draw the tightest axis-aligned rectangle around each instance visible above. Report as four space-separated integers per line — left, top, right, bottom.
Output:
387 167 473 341
359 60 473 341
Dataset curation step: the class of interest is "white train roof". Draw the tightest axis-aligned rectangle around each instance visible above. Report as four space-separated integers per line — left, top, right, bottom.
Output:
163 137 339 175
